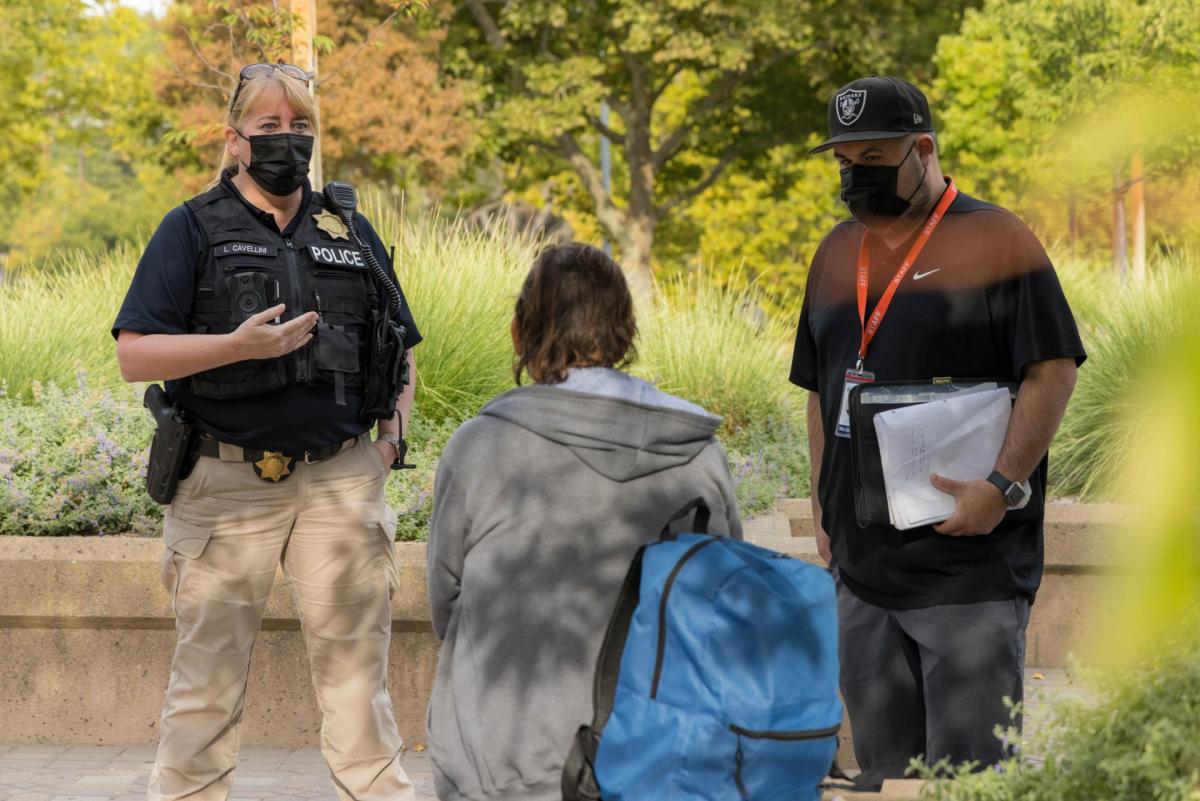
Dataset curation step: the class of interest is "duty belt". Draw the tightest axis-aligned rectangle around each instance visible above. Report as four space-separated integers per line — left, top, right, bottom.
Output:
193 433 363 483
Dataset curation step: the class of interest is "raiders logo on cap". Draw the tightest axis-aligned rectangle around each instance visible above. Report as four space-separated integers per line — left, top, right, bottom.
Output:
836 89 867 126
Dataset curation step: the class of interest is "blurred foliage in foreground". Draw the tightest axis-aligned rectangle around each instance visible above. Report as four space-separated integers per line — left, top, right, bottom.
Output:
914 274 1200 801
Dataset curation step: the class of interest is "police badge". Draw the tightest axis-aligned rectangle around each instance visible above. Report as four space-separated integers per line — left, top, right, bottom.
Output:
253 451 295 482
313 209 350 240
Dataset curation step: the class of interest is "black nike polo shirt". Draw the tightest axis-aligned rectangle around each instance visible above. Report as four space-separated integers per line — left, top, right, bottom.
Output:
790 188 1086 609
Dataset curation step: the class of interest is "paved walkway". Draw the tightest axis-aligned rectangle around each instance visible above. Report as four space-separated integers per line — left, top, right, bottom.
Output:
0 670 1089 801
0 746 434 800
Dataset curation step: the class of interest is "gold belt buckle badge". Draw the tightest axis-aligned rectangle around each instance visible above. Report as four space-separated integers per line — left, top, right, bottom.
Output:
252 450 294 482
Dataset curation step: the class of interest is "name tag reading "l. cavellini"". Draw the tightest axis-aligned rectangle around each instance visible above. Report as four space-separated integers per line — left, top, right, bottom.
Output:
215 242 271 257
308 245 366 269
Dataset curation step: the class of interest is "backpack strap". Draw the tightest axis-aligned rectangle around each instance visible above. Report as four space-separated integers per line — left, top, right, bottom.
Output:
563 498 712 800
592 546 645 729
563 546 645 801
659 497 711 539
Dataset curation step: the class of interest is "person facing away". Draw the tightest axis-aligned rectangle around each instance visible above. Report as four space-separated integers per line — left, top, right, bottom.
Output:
791 75 1085 784
113 64 422 801
425 243 743 801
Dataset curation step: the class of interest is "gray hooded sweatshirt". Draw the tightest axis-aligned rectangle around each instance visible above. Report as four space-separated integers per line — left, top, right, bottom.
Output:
427 370 742 801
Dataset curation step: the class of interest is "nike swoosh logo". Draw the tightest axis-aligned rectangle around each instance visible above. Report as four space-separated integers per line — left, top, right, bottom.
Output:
912 269 941 281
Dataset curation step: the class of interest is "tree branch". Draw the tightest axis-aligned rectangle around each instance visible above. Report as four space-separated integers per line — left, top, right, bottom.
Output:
556 133 624 236
651 49 805 172
315 10 401 86
165 56 229 95
649 62 686 103
586 114 626 147
177 23 235 85
656 150 738 217
462 0 506 49
651 68 745 171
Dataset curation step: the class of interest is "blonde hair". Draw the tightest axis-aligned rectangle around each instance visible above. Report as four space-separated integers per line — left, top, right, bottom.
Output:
212 71 318 184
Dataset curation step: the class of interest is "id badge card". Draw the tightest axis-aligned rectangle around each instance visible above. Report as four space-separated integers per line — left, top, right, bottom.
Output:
835 368 875 438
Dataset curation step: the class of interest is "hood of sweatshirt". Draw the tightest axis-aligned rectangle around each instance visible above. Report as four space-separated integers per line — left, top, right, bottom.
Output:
480 379 722 483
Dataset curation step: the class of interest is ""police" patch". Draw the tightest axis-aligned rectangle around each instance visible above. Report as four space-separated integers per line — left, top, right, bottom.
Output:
215 242 271 257
308 245 366 269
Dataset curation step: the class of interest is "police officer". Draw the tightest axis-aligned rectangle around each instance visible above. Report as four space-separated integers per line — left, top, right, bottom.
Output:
113 64 421 801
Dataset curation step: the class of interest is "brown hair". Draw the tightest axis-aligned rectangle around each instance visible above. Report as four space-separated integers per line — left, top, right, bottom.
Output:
513 243 638 385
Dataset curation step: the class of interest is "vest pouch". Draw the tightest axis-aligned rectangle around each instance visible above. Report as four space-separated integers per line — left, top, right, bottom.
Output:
190 357 288 400
315 323 359 373
360 308 406 423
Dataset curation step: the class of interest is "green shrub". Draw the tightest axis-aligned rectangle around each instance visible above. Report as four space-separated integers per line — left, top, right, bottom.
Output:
915 628 1200 801
0 247 133 399
0 376 160 536
366 196 535 424
0 200 810 536
1049 259 1200 498
636 273 801 433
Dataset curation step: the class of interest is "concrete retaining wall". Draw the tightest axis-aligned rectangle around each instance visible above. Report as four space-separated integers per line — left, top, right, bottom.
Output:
0 502 1122 747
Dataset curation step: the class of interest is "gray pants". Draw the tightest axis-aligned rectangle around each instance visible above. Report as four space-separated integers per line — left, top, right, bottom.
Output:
835 572 1030 779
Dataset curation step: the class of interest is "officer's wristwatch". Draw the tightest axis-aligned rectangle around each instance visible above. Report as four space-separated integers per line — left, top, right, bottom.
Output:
376 433 402 467
376 432 415 471
986 470 1028 508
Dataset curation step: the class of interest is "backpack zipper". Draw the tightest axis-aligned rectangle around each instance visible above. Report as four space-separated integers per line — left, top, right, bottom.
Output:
731 723 841 800
649 537 717 699
729 723 842 740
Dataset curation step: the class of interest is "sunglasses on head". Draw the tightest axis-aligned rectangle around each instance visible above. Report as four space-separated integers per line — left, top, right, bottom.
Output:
228 63 312 114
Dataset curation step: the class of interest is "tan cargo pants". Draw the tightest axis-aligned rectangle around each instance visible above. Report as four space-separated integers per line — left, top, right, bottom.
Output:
148 434 416 801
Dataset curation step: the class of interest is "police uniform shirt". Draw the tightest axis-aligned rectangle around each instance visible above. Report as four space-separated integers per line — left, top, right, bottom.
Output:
112 173 423 454
789 188 1086 610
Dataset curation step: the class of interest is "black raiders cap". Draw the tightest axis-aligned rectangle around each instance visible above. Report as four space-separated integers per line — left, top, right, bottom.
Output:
809 75 934 154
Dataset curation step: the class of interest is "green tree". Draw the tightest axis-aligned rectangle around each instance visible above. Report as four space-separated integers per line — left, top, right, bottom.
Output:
0 0 170 267
156 0 473 196
449 0 979 299
932 0 1200 255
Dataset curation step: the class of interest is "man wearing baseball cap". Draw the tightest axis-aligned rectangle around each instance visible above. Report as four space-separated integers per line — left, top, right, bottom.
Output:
790 76 1086 782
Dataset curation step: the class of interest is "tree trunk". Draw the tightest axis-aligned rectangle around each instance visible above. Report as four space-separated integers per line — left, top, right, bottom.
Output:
620 92 658 303
1067 192 1077 255
291 0 322 187
619 216 656 304
1112 164 1128 280
1130 150 1146 283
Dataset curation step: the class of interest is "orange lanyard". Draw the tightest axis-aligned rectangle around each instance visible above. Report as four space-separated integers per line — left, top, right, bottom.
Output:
855 180 958 369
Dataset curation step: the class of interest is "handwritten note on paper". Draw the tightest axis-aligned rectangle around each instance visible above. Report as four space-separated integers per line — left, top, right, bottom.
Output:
873 387 1026 530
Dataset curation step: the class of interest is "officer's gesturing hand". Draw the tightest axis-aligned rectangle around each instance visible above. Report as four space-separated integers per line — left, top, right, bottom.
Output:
233 304 318 359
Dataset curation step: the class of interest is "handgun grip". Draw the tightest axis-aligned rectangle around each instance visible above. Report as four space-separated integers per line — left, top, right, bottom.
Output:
143 384 173 426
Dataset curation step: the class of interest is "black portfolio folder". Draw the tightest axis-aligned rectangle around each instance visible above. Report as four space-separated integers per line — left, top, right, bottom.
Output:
847 378 1019 529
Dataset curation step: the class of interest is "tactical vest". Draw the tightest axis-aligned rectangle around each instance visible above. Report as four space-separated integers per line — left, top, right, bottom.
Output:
183 177 379 405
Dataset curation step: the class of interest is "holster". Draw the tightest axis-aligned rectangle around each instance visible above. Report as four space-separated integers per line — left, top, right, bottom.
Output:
360 306 408 424
143 384 198 505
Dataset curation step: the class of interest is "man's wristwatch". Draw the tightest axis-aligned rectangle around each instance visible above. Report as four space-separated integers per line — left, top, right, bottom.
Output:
986 470 1028 508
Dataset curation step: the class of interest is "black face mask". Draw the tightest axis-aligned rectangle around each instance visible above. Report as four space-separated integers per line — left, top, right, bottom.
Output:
237 131 313 196
839 141 927 227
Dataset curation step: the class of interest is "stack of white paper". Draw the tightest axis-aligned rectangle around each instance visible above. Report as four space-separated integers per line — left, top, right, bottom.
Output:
873 387 1029 530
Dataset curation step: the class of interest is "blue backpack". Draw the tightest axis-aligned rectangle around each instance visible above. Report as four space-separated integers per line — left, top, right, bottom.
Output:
563 501 842 801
